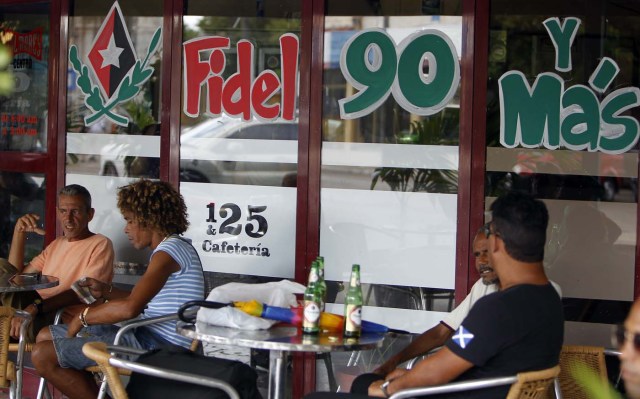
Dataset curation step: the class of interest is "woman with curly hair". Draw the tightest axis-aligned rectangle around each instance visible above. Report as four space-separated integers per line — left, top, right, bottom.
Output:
31 179 205 399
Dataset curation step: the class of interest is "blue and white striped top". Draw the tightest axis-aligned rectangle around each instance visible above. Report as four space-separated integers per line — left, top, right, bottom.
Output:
141 235 204 348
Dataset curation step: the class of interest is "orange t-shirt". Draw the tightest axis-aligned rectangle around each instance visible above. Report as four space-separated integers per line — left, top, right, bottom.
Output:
28 234 114 300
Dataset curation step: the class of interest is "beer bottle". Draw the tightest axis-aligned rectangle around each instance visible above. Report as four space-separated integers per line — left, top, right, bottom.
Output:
343 264 363 338
302 262 321 335
316 256 327 311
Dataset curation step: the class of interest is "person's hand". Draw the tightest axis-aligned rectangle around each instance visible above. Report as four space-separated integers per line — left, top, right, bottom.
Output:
10 316 27 339
373 361 395 376
76 277 109 300
386 368 407 380
10 304 37 339
66 312 84 337
368 379 387 398
14 214 45 235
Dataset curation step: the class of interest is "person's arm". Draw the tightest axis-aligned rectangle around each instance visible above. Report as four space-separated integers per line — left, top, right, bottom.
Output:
66 251 180 337
373 322 453 376
369 347 474 397
8 213 45 272
78 236 115 286
10 289 82 339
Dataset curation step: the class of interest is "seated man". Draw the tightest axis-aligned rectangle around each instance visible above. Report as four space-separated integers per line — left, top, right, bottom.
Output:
618 299 640 399
370 227 562 380
31 179 205 399
369 227 498 379
307 191 564 398
3 184 114 341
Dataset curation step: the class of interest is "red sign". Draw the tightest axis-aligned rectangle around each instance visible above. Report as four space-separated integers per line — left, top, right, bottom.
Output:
183 34 298 121
7 28 43 60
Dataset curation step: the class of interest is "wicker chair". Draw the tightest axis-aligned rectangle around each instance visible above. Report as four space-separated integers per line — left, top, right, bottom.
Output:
388 365 560 399
82 341 240 399
553 345 613 399
0 306 32 399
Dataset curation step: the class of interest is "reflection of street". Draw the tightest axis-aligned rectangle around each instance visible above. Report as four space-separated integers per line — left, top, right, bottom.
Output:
66 156 101 175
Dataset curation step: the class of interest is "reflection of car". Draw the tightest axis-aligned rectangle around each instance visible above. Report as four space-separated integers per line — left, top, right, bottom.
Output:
99 116 298 186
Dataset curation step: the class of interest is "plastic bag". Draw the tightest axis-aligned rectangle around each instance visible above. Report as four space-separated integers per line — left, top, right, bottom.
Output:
197 280 305 330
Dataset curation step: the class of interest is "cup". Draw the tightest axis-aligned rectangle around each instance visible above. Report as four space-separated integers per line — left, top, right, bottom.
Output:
71 279 97 304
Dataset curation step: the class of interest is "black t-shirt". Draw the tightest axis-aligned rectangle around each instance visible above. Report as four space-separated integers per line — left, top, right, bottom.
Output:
443 283 564 399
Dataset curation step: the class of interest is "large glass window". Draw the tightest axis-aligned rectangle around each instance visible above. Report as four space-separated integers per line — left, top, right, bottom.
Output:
0 171 45 261
321 0 462 391
0 2 50 152
64 0 165 277
485 0 640 345
180 0 301 285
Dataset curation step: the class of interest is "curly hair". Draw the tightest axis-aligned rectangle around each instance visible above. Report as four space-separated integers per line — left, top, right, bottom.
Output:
117 179 189 236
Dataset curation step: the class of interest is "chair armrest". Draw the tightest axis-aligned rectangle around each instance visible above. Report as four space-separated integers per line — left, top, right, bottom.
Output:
405 346 443 370
108 356 240 399
113 313 180 345
388 375 517 399
84 343 241 399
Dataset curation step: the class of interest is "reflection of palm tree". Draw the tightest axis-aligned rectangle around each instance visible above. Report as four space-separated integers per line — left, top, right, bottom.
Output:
371 116 458 193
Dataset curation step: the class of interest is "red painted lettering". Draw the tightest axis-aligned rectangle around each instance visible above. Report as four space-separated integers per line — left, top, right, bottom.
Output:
182 34 299 121
183 37 230 117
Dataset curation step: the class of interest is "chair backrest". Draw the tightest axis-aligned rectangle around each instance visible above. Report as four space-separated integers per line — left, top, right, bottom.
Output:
507 365 560 399
556 345 608 399
0 306 13 387
83 342 129 399
82 342 242 399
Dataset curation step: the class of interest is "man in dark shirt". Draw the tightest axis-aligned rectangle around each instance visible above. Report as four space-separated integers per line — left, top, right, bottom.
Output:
306 191 563 398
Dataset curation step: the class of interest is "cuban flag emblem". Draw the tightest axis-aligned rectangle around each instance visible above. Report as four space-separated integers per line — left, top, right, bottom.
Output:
87 2 136 100
452 325 474 349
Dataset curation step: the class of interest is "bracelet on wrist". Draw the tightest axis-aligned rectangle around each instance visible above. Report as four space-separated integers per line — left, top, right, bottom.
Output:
380 380 391 398
79 307 90 328
32 299 43 315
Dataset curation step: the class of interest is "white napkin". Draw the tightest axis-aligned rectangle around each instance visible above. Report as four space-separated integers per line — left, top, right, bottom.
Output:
197 280 305 330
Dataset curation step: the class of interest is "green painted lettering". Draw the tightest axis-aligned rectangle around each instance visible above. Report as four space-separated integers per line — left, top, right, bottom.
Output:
499 71 562 148
543 17 581 72
561 85 600 151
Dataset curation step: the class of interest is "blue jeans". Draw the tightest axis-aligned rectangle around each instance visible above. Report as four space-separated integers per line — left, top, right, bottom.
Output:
49 323 173 369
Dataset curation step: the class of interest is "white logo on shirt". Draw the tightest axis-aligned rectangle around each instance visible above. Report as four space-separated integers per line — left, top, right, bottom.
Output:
452 325 474 349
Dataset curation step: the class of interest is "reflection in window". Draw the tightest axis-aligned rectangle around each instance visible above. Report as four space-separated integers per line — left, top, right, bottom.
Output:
484 1 640 329
0 172 45 261
0 3 50 152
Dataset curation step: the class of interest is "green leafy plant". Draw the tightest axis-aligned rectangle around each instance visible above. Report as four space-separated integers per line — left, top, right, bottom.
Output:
371 113 459 193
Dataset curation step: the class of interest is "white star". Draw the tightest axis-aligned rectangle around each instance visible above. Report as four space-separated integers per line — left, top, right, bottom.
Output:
99 35 124 68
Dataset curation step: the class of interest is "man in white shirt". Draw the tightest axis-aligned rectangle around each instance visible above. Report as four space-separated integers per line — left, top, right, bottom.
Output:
371 226 497 377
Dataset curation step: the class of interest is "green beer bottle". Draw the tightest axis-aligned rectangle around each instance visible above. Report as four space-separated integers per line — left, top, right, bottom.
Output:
343 264 363 338
302 262 321 335
316 256 327 311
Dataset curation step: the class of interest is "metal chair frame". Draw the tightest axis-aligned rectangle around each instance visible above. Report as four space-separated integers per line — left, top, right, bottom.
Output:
389 365 560 399
83 342 240 399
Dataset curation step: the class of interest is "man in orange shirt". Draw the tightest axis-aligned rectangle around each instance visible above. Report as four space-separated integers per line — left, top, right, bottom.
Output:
3 184 114 341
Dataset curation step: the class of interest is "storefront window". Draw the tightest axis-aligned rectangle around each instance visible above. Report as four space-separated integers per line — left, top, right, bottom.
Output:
320 3 461 389
0 2 50 153
0 171 45 261
65 0 164 271
180 0 301 285
485 0 640 345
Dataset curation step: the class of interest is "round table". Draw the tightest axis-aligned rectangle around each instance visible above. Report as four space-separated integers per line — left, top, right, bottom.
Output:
177 321 385 399
0 272 59 292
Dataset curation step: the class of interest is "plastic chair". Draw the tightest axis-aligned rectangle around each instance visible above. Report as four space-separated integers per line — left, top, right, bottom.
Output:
388 364 560 399
83 341 240 399
0 306 32 399
553 345 618 399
